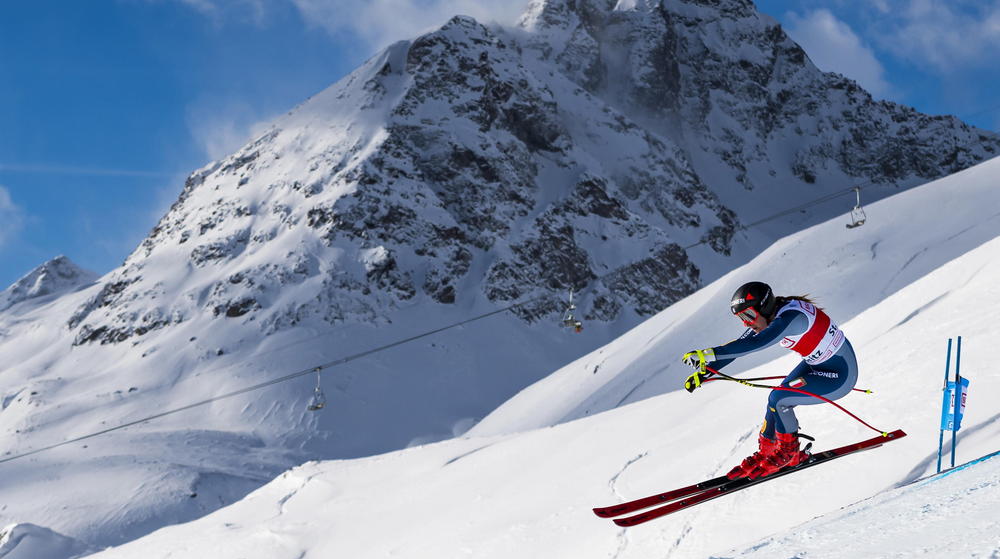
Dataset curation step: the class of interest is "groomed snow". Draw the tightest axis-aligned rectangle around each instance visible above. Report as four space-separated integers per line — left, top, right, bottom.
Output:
80 158 1000 557
725 450 1000 558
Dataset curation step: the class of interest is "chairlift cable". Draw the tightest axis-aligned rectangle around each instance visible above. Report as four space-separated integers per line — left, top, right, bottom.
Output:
0 179 897 465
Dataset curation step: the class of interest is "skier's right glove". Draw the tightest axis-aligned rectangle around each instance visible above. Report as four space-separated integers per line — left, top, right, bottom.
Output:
681 348 715 373
684 371 713 393
682 348 716 393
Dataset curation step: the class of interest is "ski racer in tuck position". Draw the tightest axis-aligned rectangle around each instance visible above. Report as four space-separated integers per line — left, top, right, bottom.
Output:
682 281 859 480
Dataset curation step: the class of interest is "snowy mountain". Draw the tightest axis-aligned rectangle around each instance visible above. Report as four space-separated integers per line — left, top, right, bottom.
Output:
79 155 1000 557
1 0 999 554
69 0 999 348
0 256 95 312
45 0 1000 459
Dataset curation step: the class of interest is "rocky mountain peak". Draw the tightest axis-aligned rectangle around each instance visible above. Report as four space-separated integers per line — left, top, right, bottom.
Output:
61 0 999 347
0 255 97 312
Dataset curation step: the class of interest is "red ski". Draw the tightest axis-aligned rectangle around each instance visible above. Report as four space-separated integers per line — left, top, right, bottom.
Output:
605 429 906 527
593 475 730 518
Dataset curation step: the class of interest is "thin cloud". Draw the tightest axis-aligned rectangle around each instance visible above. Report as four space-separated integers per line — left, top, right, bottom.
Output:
185 99 276 162
785 9 893 99
162 0 529 50
874 0 1000 73
0 164 175 178
141 0 269 26
0 186 26 249
289 0 529 49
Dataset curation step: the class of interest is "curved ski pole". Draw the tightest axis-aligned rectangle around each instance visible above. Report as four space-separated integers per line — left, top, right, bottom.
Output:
703 366 891 436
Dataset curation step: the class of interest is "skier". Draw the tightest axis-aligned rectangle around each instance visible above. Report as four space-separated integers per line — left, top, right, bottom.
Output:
681 281 858 480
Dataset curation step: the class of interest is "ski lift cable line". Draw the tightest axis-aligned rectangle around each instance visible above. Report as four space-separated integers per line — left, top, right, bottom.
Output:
0 304 519 466
681 182 884 251
0 181 884 466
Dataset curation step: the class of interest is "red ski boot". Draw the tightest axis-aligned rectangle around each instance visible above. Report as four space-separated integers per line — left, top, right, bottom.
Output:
726 434 778 479
747 432 811 479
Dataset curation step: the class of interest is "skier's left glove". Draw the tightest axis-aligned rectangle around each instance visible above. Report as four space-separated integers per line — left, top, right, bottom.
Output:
684 371 713 393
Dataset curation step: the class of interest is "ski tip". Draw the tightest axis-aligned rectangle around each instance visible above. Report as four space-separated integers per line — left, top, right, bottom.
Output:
593 506 627 518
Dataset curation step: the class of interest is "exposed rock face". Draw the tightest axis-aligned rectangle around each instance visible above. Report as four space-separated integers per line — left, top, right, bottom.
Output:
63 2 999 345
520 0 997 193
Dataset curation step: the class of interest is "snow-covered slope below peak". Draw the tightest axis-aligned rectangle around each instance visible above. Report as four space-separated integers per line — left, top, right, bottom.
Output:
470 154 1000 436
0 256 96 313
85 227 1000 558
0 523 96 559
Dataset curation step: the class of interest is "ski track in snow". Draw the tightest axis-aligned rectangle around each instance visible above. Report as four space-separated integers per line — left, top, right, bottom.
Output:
442 443 494 467
607 452 647 559
881 208 1000 297
890 291 951 330
613 366 667 409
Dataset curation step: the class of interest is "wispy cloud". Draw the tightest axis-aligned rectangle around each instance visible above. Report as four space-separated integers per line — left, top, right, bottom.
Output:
143 0 269 26
0 186 26 249
288 0 529 49
873 0 1000 73
0 164 175 178
185 99 276 162
785 9 893 99
163 0 528 50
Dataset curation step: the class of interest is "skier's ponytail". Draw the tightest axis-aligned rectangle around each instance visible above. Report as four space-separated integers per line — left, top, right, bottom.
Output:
770 295 820 319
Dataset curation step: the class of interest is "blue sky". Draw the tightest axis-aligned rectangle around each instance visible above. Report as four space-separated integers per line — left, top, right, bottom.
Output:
1 0 999 288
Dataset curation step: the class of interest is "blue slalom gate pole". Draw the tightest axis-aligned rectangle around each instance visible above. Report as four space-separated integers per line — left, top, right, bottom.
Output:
952 336 962 468
937 338 952 474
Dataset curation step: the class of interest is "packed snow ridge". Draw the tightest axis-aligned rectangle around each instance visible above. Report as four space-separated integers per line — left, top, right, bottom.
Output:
0 523 96 559
725 451 1000 558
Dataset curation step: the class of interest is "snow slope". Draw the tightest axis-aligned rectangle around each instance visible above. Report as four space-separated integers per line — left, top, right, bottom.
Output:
727 450 1000 558
81 151 1000 558
0 524 95 559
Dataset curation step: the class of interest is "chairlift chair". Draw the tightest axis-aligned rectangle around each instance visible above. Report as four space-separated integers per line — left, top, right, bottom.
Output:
846 186 867 229
307 368 327 411
561 289 584 333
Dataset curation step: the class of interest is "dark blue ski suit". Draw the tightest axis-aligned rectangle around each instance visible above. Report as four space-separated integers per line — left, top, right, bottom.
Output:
708 300 858 439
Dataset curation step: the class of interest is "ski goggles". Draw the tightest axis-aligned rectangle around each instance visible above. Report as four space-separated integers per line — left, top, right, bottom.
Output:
733 306 759 326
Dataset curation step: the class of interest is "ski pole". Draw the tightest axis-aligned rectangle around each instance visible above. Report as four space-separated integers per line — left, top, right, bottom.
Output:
703 366 892 437
740 375 873 394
